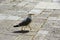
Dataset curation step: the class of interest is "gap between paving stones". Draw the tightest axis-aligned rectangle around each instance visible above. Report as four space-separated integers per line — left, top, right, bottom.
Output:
31 9 55 40
13 9 45 40
13 9 55 39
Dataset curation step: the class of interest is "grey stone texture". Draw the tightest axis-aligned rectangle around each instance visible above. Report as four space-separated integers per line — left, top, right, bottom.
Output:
0 0 60 40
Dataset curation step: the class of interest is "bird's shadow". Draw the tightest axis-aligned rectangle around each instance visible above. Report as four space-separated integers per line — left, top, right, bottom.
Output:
13 30 29 33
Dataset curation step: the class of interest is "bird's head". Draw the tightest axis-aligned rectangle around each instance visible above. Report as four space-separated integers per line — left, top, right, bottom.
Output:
28 14 35 18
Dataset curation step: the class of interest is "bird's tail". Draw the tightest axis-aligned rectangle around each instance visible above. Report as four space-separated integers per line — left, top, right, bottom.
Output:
13 25 19 27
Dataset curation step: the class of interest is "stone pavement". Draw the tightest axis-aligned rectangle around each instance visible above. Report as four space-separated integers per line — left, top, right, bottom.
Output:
0 0 60 40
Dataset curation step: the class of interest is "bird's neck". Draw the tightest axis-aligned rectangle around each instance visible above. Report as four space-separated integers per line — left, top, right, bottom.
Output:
28 15 32 18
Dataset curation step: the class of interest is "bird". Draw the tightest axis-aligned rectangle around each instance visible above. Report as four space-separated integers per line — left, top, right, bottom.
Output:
13 14 34 31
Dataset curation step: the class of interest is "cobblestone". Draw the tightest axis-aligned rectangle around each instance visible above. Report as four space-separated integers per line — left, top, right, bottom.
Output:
0 0 60 40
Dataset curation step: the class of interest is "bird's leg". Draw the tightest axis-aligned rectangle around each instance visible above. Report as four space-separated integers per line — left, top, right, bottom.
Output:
28 25 32 30
21 27 24 30
23 26 27 30
24 26 26 30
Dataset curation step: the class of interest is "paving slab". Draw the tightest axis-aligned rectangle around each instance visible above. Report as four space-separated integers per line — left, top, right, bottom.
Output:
0 0 60 40
0 34 17 40
35 1 60 9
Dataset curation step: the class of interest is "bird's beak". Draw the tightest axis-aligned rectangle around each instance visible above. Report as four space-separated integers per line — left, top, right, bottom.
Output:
31 14 35 15
28 14 35 15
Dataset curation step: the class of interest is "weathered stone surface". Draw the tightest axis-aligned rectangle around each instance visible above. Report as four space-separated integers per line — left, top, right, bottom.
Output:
0 34 17 40
0 0 60 40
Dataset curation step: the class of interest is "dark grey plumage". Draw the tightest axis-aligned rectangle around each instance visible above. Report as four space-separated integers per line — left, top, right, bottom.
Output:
14 17 31 27
13 14 34 27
